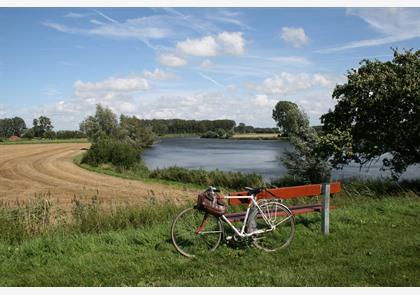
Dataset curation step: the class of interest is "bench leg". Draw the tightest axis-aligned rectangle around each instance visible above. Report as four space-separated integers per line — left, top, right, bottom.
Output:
321 183 330 235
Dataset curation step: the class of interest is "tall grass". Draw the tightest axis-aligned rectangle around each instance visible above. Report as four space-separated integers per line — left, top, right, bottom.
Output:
0 194 180 244
149 166 264 190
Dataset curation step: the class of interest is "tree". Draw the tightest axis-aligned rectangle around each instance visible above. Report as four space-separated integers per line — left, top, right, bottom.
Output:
272 101 309 136
0 117 26 137
320 49 420 178
80 104 119 140
32 116 53 137
119 114 157 150
272 101 331 183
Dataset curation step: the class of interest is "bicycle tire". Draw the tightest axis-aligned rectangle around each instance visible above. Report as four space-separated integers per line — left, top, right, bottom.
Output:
171 207 223 257
252 201 295 252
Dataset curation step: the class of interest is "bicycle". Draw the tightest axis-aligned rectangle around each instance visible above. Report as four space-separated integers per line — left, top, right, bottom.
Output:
171 186 295 257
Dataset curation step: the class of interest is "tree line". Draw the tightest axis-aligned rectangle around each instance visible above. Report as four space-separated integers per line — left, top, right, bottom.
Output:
0 115 84 140
1 115 278 140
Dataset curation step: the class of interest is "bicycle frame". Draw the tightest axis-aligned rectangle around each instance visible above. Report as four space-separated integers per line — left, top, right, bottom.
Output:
218 194 275 238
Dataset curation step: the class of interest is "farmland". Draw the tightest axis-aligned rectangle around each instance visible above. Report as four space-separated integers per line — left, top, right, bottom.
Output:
0 143 198 209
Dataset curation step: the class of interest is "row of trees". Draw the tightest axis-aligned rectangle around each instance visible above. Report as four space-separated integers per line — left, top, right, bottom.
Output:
234 123 279 134
0 115 87 140
137 119 236 135
0 116 53 139
273 49 419 181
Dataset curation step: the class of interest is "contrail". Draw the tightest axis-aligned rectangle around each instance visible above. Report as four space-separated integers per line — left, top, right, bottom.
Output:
93 9 118 24
198 73 224 88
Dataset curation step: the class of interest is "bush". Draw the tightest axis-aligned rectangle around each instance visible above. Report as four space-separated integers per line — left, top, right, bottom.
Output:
149 166 264 190
82 137 139 169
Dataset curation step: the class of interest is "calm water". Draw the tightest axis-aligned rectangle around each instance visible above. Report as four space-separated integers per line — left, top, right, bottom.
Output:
143 137 419 181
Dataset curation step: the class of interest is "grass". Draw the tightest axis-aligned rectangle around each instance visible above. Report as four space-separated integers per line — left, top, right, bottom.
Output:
0 138 88 145
0 187 418 286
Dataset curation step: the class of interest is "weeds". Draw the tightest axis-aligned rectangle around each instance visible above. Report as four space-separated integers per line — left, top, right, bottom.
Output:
149 166 264 190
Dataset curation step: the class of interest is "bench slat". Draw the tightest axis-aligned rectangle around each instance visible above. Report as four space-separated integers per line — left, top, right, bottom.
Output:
225 204 337 222
228 182 341 205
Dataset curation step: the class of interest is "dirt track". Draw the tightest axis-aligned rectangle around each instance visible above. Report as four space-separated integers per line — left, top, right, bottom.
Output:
0 143 197 208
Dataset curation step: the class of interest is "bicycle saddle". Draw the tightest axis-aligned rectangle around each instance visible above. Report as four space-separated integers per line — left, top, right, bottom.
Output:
244 187 263 195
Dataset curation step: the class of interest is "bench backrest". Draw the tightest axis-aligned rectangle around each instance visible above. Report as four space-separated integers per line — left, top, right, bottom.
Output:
228 182 341 205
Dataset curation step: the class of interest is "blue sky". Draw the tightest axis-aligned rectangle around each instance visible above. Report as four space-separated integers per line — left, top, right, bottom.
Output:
0 7 419 130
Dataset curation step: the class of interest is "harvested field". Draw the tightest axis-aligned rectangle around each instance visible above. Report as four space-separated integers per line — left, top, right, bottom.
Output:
0 143 197 209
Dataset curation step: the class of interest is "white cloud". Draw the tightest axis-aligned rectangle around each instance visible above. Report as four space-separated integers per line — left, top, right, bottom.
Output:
319 8 420 52
200 59 213 68
176 36 218 56
143 68 177 80
74 76 149 93
252 94 276 107
158 54 187 67
281 27 310 47
176 31 245 57
253 72 334 95
217 31 245 55
313 74 333 87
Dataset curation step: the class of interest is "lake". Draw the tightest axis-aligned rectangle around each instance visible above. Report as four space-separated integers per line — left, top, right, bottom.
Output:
143 137 419 181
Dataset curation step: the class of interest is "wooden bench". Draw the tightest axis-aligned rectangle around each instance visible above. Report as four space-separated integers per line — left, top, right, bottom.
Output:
225 182 341 235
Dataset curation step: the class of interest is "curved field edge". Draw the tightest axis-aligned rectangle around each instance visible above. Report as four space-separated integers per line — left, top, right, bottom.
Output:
0 196 418 286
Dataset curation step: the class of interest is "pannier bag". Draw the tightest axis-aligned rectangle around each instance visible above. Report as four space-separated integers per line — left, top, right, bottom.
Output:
196 190 226 216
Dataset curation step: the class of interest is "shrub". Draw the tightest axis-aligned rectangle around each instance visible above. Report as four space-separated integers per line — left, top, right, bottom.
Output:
149 166 264 190
82 137 139 169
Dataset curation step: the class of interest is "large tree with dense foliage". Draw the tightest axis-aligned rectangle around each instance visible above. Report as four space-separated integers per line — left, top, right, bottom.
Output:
32 116 53 137
320 49 420 178
272 101 331 183
80 105 119 141
0 117 26 137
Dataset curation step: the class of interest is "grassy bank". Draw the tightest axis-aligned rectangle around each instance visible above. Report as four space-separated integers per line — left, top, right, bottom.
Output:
0 184 418 286
0 138 88 145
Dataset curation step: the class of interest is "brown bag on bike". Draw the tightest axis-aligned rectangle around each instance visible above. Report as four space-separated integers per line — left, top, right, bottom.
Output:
196 191 226 216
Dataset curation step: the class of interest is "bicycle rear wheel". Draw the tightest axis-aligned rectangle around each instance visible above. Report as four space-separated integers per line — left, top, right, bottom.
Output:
252 201 295 252
171 207 223 257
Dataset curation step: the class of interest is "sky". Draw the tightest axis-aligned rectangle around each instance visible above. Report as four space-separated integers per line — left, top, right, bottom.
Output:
0 7 419 130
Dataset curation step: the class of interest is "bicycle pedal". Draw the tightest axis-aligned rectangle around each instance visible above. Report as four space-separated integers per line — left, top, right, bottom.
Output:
226 236 233 241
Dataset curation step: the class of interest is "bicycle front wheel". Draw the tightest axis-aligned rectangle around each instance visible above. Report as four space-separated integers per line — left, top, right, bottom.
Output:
252 201 295 252
171 207 223 257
